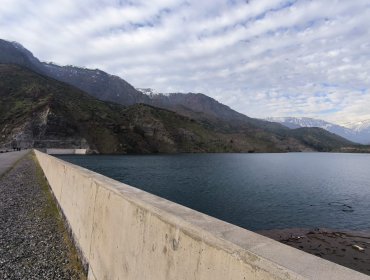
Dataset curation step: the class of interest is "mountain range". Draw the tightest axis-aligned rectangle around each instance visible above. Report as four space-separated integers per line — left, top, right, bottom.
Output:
344 120 370 133
266 117 370 145
0 38 368 153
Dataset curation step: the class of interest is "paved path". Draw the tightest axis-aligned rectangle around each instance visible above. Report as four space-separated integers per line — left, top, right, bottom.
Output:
0 152 86 279
0 150 29 176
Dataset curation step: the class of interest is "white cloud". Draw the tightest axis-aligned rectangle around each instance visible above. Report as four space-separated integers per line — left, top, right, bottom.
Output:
0 0 370 123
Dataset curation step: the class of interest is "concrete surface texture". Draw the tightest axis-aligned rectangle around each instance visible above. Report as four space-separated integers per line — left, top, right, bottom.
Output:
46 149 87 155
0 150 29 176
34 150 370 280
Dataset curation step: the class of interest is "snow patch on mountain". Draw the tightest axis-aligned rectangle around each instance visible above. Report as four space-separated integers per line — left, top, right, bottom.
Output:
266 117 370 145
343 119 370 132
136 88 172 97
265 117 337 130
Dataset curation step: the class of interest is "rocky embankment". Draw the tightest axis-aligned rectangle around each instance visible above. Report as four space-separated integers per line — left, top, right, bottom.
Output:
259 228 370 276
0 152 86 279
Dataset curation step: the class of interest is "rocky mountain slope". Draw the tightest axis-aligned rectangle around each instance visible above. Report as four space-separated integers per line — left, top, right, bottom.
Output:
267 117 370 144
1 39 369 148
0 64 236 153
44 63 146 106
0 39 368 153
0 64 298 153
1 64 363 153
0 39 296 132
0 40 46 75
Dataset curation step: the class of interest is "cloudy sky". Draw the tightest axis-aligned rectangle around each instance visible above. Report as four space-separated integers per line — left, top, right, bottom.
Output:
1 0 370 124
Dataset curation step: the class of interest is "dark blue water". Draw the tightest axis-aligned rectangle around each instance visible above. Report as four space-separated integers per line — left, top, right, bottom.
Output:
57 153 370 231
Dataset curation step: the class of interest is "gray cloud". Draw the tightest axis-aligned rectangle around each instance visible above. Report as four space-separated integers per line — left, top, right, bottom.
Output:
1 0 370 123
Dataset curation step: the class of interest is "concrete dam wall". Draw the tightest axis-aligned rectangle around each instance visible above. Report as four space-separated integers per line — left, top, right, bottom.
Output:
34 150 369 280
46 148 87 155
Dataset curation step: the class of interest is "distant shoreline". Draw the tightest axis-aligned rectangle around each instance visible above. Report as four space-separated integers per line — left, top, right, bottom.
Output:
54 150 370 155
258 228 370 276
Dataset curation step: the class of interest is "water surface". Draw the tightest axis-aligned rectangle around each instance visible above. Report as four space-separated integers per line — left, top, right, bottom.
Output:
58 153 370 231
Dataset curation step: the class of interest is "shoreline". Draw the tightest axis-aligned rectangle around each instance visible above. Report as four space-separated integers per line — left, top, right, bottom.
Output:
257 228 370 276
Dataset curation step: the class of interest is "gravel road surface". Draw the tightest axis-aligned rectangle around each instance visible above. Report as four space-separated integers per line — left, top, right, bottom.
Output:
0 150 29 177
0 152 86 279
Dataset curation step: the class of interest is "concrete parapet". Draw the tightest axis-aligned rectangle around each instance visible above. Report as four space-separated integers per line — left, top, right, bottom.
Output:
46 148 87 155
34 150 370 280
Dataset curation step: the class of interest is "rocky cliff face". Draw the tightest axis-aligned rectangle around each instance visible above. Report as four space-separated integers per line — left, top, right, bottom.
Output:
0 92 89 150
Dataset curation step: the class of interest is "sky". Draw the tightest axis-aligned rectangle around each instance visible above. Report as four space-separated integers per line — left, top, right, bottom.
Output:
1 0 370 124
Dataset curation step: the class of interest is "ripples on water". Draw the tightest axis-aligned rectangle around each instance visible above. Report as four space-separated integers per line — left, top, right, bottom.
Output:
58 153 370 231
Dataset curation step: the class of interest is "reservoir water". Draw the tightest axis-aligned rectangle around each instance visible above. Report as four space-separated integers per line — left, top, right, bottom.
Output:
57 153 370 231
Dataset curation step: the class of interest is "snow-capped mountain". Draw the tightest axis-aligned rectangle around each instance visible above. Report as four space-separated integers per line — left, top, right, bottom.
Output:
136 88 173 97
265 117 337 130
341 120 370 144
343 119 370 132
136 88 157 96
266 117 370 145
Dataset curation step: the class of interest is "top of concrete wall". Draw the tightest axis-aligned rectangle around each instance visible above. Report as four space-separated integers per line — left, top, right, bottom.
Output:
46 149 86 155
